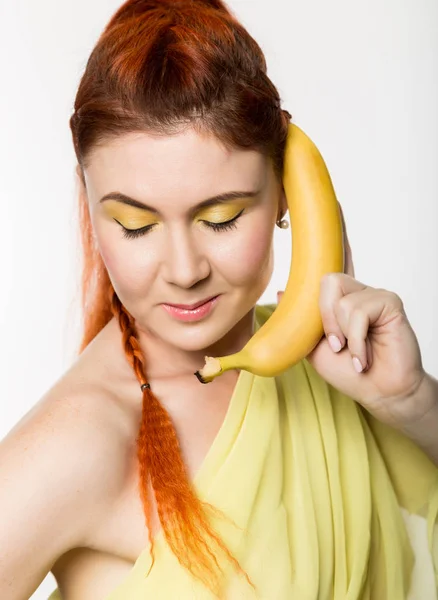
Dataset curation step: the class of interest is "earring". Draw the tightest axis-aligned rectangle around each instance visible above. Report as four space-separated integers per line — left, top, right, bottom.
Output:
276 218 289 229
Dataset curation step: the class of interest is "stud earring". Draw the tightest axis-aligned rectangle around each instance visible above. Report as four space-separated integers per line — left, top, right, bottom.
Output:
276 218 289 229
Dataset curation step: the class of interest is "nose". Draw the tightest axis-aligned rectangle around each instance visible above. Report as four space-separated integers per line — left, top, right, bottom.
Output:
162 226 210 289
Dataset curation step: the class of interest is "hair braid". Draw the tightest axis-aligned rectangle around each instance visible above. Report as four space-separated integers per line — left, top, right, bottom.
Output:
109 287 254 596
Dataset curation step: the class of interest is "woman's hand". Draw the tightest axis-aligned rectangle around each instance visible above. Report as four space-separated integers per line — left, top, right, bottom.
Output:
277 203 431 428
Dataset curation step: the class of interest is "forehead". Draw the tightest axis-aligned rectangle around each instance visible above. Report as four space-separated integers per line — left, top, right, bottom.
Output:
83 127 269 204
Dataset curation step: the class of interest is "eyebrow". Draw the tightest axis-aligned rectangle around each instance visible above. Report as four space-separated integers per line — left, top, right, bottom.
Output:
99 189 260 214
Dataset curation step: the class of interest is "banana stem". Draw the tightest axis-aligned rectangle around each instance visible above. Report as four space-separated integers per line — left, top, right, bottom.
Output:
194 352 246 384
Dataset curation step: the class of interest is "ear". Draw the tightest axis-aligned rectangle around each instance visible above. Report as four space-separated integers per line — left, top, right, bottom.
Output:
75 164 90 205
337 201 355 278
75 164 86 188
277 183 288 221
74 164 98 243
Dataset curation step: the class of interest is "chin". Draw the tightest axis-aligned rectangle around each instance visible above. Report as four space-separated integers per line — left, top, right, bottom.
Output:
166 321 232 353
158 307 238 350
180 308 254 354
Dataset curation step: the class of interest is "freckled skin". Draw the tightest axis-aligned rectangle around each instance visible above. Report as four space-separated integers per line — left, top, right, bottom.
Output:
81 127 286 375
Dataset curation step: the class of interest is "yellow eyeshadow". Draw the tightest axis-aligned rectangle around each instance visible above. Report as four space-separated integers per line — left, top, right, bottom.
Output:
102 199 250 229
102 202 157 229
196 204 246 223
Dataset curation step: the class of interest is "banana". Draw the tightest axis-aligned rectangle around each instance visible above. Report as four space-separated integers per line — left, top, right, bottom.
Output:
194 123 345 383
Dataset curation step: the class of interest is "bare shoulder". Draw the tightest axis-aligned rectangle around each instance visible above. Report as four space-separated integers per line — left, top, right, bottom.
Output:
0 328 135 599
3 365 132 505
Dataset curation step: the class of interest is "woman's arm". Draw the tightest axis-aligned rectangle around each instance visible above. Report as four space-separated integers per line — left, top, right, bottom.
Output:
0 387 121 599
393 372 438 466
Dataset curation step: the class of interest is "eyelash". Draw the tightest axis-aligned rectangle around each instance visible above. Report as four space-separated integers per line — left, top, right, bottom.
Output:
118 209 245 240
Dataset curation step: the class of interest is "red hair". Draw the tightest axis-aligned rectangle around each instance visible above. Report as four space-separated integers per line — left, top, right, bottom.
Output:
71 0 290 595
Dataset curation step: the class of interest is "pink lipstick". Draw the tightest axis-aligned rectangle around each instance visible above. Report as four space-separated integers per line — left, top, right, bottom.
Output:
162 295 220 322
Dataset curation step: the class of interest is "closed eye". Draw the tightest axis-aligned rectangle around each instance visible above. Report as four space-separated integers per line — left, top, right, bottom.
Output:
116 221 156 240
116 209 245 240
201 209 245 232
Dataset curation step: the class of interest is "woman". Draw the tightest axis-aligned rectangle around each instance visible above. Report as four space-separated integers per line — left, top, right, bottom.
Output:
1 0 437 598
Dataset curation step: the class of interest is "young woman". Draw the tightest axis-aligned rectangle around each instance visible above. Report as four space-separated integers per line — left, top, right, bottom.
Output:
1 1 437 599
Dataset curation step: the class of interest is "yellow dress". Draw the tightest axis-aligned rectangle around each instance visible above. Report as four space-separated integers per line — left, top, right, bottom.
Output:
48 304 438 599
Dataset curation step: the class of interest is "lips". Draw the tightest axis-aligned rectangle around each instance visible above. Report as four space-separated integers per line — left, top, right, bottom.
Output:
163 295 218 310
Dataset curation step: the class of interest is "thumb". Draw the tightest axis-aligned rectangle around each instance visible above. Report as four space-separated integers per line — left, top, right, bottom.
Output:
277 291 284 303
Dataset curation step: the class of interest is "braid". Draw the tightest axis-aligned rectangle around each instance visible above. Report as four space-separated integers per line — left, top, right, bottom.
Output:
109 287 254 596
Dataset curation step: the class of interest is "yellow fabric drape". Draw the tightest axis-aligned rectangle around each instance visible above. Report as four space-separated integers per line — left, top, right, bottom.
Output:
48 304 438 599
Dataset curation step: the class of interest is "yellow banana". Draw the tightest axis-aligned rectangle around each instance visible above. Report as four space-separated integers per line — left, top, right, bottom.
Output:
194 123 344 383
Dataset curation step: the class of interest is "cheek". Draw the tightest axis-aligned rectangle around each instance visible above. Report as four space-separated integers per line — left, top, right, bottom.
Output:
216 219 275 284
94 228 157 296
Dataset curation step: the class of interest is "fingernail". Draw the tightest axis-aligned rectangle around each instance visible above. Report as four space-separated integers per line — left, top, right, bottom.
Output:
352 356 363 373
328 335 342 353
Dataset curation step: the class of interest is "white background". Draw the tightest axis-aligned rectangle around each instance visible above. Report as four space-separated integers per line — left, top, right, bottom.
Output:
0 0 437 598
